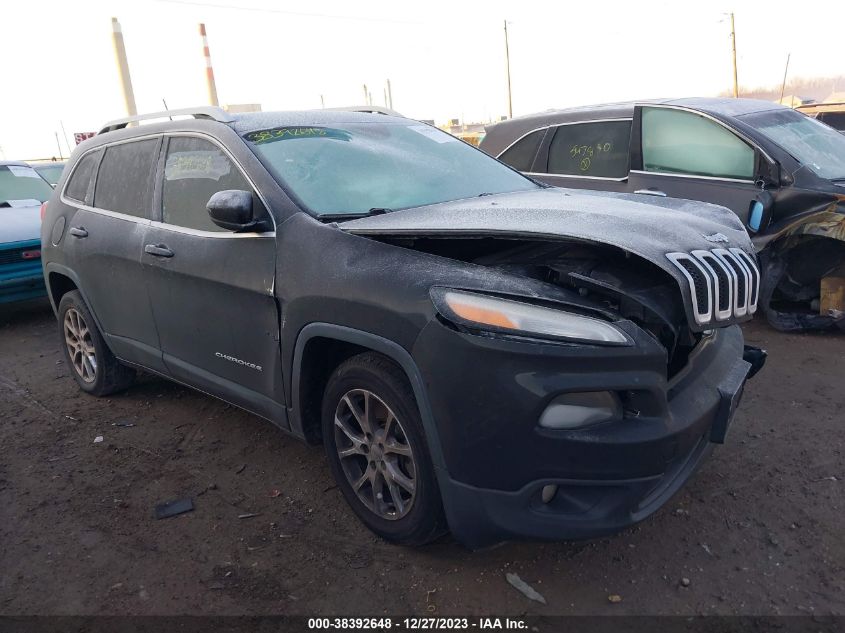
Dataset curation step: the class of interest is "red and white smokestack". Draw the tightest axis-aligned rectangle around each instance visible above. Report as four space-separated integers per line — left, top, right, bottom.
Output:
199 23 220 107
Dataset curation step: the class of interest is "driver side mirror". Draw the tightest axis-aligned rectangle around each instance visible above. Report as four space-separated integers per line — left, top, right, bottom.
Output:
206 190 267 232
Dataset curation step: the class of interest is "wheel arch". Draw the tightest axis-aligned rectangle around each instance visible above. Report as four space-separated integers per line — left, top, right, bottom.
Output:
44 264 95 320
289 324 447 471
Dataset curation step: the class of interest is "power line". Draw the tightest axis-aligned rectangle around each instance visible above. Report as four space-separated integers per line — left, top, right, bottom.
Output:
154 0 423 25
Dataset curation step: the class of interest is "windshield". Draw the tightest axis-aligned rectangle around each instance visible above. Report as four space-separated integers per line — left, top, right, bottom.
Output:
741 109 845 180
0 164 54 206
244 121 538 216
34 164 65 186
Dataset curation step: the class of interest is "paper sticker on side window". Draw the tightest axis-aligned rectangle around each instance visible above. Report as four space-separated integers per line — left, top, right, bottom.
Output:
408 125 456 143
165 150 232 181
8 165 41 179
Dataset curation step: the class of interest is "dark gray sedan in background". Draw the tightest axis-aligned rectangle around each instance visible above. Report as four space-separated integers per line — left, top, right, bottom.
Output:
481 98 845 331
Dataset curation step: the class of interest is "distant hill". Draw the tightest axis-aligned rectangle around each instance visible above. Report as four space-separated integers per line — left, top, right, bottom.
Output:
718 75 845 103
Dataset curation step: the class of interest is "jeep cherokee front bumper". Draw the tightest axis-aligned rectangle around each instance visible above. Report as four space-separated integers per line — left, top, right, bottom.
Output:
412 320 758 548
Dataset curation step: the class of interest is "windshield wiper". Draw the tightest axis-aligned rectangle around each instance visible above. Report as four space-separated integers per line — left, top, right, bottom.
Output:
319 207 394 222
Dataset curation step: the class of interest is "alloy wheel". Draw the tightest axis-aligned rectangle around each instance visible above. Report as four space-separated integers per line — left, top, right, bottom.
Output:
64 308 97 384
333 388 417 520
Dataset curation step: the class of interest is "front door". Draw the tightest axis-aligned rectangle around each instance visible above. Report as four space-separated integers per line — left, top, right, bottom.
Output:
141 135 284 422
628 105 773 226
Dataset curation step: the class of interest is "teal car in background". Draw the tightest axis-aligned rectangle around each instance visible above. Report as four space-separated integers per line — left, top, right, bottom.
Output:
0 161 53 303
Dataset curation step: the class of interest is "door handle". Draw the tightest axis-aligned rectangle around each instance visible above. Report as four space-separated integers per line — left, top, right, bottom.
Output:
634 189 667 197
144 244 174 258
69 226 88 238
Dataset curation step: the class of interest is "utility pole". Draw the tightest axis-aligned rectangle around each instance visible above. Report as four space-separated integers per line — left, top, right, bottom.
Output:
729 12 739 98
384 87 388 107
779 53 791 105
199 23 220 107
59 120 72 157
504 20 513 118
386 79 394 110
320 94 325 108
54 132 64 161
111 17 137 117
363 84 369 105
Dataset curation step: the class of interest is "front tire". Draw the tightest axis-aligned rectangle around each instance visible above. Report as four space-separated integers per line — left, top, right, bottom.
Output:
58 290 135 396
322 352 447 545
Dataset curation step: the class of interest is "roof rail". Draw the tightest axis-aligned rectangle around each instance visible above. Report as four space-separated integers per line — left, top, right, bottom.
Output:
325 105 405 117
98 106 236 135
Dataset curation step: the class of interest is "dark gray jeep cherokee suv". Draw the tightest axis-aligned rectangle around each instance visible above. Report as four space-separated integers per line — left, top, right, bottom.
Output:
42 106 765 548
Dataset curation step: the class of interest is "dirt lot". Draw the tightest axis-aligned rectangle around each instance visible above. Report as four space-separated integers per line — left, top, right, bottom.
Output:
0 299 842 616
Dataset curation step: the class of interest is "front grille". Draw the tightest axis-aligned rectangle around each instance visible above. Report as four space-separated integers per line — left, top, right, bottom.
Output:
0 246 41 266
667 248 760 326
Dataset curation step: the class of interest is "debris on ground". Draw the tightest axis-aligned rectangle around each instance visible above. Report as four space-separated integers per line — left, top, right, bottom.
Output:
111 421 135 428
505 573 547 605
93 435 104 443
235 464 246 474
269 489 282 498
680 577 691 587
608 594 622 603
237 512 260 519
154 498 194 519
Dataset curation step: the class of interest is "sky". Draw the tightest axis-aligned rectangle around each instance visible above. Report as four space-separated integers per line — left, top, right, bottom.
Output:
2 0 843 159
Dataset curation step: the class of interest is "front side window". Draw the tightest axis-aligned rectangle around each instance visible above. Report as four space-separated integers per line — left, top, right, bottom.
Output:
162 137 256 232
244 122 537 217
498 129 544 171
0 164 54 207
641 107 755 180
547 121 631 178
741 108 845 180
93 139 158 217
65 151 100 204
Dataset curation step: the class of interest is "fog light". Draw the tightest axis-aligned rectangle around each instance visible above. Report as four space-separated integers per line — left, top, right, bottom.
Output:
541 485 558 503
539 391 622 430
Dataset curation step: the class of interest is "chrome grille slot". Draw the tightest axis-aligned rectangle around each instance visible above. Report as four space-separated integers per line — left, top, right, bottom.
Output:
731 248 759 311
667 248 760 327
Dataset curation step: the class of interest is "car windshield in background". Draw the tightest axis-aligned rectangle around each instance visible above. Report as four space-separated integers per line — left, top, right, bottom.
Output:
34 163 65 186
244 122 538 216
0 164 54 206
742 109 845 180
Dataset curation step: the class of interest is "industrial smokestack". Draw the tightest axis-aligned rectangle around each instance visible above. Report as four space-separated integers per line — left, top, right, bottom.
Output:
199 23 220 107
111 18 137 117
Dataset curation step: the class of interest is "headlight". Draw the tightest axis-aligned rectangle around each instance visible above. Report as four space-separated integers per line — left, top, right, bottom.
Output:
432 289 630 345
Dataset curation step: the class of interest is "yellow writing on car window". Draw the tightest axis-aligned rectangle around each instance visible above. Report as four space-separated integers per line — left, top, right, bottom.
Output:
570 142 613 171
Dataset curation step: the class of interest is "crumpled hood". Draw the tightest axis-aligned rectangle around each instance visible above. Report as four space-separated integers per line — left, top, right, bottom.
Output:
0 204 42 244
339 187 753 273
340 187 759 332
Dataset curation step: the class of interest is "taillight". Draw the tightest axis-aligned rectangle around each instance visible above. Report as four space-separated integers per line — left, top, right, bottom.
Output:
40 202 48 221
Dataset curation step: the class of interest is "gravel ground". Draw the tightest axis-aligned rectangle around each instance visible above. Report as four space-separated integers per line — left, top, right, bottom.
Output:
0 299 842 616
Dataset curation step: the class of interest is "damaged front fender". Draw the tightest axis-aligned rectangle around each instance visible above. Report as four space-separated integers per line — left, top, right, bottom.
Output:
756 197 845 331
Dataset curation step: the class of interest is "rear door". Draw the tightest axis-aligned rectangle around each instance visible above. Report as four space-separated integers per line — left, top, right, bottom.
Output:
141 134 283 421
629 105 773 225
60 138 165 371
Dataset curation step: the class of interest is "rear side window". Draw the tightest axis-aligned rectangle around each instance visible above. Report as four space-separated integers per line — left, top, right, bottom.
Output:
93 139 158 217
498 129 544 171
641 107 755 180
547 121 631 178
162 137 257 233
65 151 100 204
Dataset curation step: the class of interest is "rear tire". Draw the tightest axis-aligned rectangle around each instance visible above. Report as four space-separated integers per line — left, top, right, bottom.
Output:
58 290 135 396
322 352 447 546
